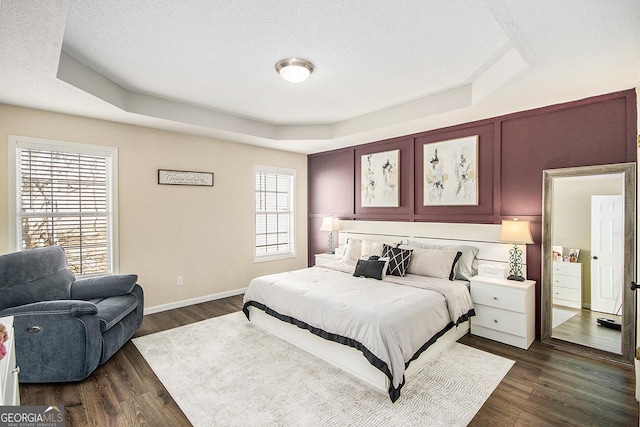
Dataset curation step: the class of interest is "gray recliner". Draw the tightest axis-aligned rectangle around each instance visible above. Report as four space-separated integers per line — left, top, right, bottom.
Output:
0 246 144 383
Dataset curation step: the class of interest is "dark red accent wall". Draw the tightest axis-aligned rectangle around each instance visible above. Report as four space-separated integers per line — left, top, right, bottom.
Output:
307 89 637 336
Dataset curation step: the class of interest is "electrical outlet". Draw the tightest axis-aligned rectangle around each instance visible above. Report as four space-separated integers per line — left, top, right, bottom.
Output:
177 276 183 286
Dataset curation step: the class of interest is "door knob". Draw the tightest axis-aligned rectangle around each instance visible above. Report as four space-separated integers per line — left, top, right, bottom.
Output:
631 281 639 291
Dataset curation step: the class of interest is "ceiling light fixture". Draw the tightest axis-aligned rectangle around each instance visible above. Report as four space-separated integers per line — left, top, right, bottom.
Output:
275 58 314 83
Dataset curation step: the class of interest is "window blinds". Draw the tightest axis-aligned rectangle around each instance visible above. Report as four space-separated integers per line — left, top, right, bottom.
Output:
254 169 294 258
17 148 112 275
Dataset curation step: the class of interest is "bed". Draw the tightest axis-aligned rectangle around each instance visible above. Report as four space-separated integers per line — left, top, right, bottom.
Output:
243 221 523 402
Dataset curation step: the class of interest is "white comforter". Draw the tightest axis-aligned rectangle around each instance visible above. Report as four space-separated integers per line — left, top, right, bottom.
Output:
242 261 475 401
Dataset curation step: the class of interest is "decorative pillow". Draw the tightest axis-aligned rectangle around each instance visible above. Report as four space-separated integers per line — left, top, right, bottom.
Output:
360 240 384 259
407 240 479 280
353 258 387 280
382 244 412 277
341 238 362 265
368 255 390 278
401 246 459 279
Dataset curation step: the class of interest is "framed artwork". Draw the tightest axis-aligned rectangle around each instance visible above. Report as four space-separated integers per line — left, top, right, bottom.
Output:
552 246 564 261
568 248 580 263
423 135 478 206
361 149 400 207
158 169 214 186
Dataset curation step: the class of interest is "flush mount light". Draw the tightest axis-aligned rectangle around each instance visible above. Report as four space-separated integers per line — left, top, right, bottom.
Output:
275 58 314 83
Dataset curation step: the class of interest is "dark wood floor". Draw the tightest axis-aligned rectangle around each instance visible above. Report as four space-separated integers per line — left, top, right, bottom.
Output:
20 295 638 426
552 306 622 354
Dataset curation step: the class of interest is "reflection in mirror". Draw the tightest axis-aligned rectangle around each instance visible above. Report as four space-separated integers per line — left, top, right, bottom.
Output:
542 163 636 364
550 173 623 354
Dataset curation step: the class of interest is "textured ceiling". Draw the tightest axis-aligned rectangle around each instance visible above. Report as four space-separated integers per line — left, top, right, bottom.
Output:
0 0 638 154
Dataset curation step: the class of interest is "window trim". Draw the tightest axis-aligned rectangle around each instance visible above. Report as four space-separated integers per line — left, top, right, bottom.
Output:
253 164 296 263
8 135 119 274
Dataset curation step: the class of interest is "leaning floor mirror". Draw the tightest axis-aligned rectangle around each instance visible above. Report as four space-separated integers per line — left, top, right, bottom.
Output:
541 163 636 364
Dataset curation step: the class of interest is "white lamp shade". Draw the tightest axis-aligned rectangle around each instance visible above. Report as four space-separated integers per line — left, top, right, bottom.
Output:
320 217 340 232
498 219 533 244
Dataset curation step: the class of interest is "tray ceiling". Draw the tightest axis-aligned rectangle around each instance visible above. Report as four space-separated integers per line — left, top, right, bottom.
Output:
0 0 638 154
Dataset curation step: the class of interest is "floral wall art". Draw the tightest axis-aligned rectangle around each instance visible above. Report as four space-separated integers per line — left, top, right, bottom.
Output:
423 136 478 206
361 149 400 207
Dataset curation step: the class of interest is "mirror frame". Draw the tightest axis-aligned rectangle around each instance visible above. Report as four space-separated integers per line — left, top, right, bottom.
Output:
541 163 636 364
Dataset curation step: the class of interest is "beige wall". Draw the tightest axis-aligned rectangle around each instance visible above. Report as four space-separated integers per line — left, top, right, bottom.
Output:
0 105 308 310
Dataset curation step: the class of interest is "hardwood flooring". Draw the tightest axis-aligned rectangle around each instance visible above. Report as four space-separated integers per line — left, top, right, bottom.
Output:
20 295 638 426
552 306 622 354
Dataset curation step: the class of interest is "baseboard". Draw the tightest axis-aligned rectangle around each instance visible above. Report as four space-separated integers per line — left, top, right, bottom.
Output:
144 288 246 315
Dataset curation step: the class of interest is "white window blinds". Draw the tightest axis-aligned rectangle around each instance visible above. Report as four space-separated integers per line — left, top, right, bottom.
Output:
253 165 295 261
12 137 117 275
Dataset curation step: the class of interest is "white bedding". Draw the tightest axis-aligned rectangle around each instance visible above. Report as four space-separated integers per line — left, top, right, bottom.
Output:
242 261 475 402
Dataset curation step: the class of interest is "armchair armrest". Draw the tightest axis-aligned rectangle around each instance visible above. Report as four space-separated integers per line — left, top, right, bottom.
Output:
3 300 103 383
71 274 138 300
0 300 98 318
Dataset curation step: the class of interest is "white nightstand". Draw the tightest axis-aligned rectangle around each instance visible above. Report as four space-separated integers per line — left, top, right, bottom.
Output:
470 276 535 350
552 261 582 308
0 316 20 406
314 253 340 266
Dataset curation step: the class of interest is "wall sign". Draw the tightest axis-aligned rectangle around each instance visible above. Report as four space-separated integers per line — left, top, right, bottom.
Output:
158 169 214 186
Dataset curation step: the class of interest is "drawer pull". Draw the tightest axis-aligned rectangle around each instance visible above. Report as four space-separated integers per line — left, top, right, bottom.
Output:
493 319 498 323
493 296 498 300
28 326 41 333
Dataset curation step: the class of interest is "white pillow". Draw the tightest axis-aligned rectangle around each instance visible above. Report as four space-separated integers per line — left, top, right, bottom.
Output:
401 246 459 279
378 256 390 278
341 238 362 265
407 240 479 280
360 240 384 259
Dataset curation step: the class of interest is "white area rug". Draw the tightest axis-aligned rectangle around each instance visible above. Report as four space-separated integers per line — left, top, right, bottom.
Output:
553 307 579 328
133 312 514 427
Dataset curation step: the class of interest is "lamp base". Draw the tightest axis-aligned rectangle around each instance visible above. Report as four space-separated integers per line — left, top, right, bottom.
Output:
507 275 525 282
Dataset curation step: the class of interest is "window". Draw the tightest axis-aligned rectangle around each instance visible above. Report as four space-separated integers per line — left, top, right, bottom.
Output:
9 136 118 276
253 165 295 262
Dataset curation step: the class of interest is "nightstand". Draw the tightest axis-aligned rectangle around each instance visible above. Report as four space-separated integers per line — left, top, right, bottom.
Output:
0 316 20 406
314 253 340 266
552 261 582 308
470 276 535 350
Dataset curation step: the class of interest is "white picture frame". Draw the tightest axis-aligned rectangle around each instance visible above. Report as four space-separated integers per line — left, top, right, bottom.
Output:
361 149 400 207
423 135 478 206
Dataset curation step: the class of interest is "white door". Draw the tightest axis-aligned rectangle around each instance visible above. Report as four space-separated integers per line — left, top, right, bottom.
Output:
590 195 624 315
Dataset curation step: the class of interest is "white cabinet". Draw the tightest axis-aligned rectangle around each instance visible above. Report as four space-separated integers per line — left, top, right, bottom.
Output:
0 316 20 406
314 253 340 266
470 276 535 350
552 262 582 309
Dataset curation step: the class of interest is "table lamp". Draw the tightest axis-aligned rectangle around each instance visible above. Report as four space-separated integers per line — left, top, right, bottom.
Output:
320 217 340 254
498 218 533 281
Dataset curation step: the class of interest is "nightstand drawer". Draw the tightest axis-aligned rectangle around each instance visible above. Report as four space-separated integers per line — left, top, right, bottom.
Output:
470 282 525 313
553 275 581 290
553 262 581 277
553 286 580 302
473 305 527 337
